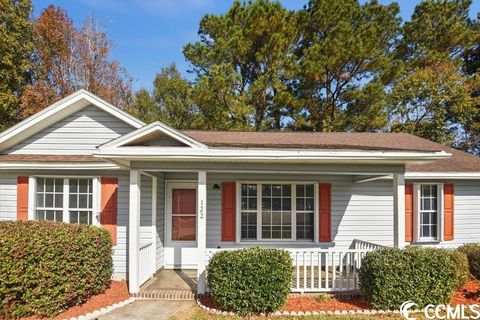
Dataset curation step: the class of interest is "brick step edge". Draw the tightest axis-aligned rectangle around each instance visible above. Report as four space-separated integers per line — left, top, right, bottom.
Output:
132 290 196 301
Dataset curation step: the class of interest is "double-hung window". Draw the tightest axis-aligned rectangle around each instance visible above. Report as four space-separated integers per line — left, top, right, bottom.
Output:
416 184 442 242
34 177 97 225
240 182 316 241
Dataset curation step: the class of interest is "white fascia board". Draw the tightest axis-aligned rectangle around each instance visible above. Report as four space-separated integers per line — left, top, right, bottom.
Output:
94 147 451 162
98 121 207 149
0 89 145 150
405 172 480 179
0 161 124 170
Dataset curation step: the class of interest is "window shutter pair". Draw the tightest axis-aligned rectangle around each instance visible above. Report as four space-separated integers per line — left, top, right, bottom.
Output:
405 183 454 242
16 176 118 245
221 182 332 242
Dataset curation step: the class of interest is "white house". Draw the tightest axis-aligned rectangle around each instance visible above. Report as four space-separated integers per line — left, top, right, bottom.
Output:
1 90 479 294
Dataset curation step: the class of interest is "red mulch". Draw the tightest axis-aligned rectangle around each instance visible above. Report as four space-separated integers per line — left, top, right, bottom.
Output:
451 279 479 306
200 280 480 313
13 281 130 320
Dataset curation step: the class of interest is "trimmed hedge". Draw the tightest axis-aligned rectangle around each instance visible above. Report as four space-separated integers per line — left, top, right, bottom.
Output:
207 247 293 315
447 249 470 288
459 244 480 280
358 247 458 310
0 221 113 318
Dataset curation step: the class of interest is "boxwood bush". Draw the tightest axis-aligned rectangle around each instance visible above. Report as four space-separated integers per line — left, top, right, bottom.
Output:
447 249 470 288
459 244 480 279
207 247 293 315
358 247 458 310
0 221 113 318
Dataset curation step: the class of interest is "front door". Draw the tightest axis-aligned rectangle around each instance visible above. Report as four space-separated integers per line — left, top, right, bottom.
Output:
165 182 198 269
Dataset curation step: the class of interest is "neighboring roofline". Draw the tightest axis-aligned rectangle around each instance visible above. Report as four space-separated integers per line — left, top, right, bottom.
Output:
93 146 451 163
0 89 145 150
99 121 207 149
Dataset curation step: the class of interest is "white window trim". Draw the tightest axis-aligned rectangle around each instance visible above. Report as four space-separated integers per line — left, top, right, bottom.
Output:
413 183 444 243
28 175 100 227
235 181 318 244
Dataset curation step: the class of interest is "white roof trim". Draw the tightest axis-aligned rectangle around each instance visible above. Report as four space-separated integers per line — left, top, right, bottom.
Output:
0 89 145 150
99 121 207 149
0 162 123 170
94 146 450 163
405 172 480 179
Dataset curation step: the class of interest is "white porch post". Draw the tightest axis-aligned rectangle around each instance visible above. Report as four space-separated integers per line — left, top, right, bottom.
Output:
197 171 207 294
393 173 406 248
151 175 157 276
129 169 141 293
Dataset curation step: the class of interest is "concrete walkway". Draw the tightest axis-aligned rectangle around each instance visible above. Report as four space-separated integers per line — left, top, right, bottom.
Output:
99 300 194 320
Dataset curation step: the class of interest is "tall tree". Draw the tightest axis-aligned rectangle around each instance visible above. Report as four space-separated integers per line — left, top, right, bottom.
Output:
20 7 133 119
0 0 33 131
293 0 401 132
184 0 298 130
390 0 479 149
131 64 202 128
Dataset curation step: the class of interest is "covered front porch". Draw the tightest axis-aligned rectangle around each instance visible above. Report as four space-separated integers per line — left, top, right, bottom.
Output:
126 163 408 295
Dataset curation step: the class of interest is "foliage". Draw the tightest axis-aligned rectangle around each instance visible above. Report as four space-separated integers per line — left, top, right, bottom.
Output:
447 249 471 288
358 247 457 310
130 64 202 128
184 0 298 130
19 6 133 119
0 0 34 131
0 220 112 318
207 247 293 315
315 293 332 302
459 243 480 279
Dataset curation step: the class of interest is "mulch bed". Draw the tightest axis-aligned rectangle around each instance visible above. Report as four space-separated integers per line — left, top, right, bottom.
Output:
200 280 480 313
15 281 130 320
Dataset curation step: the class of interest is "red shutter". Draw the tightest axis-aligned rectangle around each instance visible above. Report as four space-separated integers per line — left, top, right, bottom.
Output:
444 184 454 241
405 183 414 242
221 182 236 242
17 176 29 221
101 177 118 245
318 183 331 242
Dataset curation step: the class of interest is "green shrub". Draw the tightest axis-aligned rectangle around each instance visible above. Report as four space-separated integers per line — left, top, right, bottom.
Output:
358 247 457 310
447 249 470 288
207 247 293 315
459 244 480 280
0 221 113 318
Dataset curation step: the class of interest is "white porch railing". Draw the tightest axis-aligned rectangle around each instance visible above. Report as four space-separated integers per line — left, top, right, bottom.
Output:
205 245 381 293
352 238 387 251
139 242 154 286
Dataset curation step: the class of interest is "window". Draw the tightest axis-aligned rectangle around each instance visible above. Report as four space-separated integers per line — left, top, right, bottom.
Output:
171 188 196 241
240 183 316 241
418 184 439 241
34 177 97 225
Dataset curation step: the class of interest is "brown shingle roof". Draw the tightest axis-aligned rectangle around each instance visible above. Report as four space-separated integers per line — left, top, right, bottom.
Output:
183 131 480 172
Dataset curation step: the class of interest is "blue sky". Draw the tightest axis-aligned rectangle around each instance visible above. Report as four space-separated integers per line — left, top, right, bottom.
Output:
31 0 480 91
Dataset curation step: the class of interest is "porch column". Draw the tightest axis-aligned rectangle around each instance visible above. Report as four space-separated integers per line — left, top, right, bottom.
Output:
393 173 406 248
151 175 157 276
197 171 207 294
129 170 141 293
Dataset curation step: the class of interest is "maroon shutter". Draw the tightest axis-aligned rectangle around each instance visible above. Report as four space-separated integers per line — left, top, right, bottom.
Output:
405 184 414 242
318 183 331 242
100 177 118 245
444 184 454 241
17 176 29 221
221 182 236 242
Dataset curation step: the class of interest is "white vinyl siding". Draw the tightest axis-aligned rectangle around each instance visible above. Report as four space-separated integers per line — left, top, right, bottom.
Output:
7 105 135 155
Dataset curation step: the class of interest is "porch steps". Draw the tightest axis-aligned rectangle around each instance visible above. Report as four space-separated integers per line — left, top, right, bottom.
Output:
132 289 196 301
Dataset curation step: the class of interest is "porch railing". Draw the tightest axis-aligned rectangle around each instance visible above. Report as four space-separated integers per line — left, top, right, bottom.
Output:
139 242 154 286
205 245 380 293
352 238 387 251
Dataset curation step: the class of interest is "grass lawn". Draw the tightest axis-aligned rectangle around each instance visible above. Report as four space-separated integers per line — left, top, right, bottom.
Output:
169 305 406 320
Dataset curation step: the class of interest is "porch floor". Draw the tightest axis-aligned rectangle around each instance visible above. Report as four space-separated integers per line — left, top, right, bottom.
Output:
133 269 197 301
